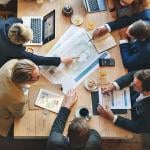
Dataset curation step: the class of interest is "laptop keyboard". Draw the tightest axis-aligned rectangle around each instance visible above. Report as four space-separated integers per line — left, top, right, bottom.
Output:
31 18 42 43
87 0 106 12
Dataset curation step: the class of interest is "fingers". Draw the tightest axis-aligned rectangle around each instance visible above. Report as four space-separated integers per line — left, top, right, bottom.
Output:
97 105 105 114
101 88 110 96
92 28 100 39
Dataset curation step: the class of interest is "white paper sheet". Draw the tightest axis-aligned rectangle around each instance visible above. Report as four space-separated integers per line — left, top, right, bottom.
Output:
98 87 131 109
41 26 110 93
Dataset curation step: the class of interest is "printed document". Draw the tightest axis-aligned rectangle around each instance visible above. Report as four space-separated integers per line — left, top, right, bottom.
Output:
98 87 131 109
35 89 64 113
41 25 111 93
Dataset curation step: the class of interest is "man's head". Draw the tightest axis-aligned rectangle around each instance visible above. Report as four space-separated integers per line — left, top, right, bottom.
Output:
11 59 40 84
8 23 33 45
126 20 150 40
68 118 90 149
133 69 150 93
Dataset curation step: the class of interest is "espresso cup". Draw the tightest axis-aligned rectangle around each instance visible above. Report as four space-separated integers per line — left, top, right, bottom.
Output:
79 108 91 121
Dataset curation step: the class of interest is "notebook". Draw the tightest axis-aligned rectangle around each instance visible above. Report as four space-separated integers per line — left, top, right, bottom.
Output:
22 10 55 45
82 0 106 13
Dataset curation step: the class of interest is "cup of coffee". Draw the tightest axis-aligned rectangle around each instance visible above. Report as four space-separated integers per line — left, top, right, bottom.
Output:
78 107 91 120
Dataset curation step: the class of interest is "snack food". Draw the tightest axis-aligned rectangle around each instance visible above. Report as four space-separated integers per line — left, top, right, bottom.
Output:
71 15 83 26
84 78 98 91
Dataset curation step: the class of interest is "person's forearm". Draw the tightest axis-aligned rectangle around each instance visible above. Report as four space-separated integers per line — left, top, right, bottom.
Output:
20 51 61 66
50 107 70 133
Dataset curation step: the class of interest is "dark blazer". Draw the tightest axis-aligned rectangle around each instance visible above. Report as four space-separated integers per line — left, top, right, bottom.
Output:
0 17 61 67
47 107 101 150
107 9 150 71
114 72 150 133
107 9 150 31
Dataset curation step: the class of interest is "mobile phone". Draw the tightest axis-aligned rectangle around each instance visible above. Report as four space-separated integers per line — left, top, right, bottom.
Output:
99 58 115 66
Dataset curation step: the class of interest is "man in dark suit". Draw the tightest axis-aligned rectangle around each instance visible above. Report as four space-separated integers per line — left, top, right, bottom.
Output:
0 17 73 67
47 89 101 150
92 9 150 71
97 69 150 133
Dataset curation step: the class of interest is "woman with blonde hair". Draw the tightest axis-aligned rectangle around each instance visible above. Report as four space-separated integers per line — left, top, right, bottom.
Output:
0 17 73 68
0 59 40 136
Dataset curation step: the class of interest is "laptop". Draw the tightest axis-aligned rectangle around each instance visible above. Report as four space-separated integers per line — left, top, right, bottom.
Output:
82 0 106 13
22 10 55 45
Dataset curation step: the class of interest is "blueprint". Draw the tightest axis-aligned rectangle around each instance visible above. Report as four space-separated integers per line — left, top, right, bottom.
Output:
41 26 110 93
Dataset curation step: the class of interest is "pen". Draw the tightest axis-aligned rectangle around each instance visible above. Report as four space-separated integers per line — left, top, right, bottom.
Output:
72 57 80 59
88 38 93 42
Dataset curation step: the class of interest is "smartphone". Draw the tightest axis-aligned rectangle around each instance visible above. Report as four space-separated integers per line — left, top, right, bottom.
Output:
99 58 115 66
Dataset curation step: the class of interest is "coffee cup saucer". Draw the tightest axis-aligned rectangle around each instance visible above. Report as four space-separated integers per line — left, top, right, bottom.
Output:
75 106 92 120
83 78 98 92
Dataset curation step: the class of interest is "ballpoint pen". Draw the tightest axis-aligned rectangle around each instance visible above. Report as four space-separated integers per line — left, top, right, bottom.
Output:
72 56 80 59
88 38 93 43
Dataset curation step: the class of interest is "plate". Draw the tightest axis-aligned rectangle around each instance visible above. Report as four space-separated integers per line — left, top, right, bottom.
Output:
71 15 83 26
83 78 98 92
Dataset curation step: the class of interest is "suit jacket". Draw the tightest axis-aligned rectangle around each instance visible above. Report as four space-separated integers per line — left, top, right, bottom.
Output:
0 17 61 67
107 9 150 71
114 71 150 133
0 59 27 136
47 107 101 150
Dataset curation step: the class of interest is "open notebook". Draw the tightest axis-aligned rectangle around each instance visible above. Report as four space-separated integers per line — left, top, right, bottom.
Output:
88 32 117 54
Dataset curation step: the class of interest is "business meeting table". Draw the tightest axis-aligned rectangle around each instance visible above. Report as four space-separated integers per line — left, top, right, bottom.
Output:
14 0 133 139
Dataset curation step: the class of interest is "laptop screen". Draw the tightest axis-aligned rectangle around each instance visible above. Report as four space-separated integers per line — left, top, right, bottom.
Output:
43 10 55 44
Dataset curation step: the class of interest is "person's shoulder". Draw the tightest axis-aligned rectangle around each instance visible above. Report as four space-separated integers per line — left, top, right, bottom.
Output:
1 59 18 70
6 17 23 24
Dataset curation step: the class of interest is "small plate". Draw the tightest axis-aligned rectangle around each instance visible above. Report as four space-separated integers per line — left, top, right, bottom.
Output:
71 15 83 26
83 78 98 92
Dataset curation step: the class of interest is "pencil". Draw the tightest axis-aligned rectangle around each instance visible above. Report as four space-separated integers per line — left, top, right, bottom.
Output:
72 57 80 59
88 38 93 42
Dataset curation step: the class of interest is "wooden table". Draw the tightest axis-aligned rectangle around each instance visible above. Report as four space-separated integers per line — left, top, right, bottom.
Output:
14 0 132 139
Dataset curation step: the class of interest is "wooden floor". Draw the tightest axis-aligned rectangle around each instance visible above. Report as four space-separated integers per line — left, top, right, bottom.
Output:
0 134 150 150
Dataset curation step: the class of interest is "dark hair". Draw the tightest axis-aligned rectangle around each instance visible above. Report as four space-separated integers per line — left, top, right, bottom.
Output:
68 118 90 148
134 69 150 91
129 20 150 40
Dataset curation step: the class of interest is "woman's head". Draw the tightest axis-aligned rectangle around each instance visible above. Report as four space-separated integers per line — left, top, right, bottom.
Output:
8 23 33 45
11 59 40 84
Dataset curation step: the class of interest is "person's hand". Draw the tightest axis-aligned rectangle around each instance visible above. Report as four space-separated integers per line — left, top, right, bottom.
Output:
97 105 114 122
63 89 78 109
101 83 116 95
119 27 128 39
92 25 108 39
61 57 73 65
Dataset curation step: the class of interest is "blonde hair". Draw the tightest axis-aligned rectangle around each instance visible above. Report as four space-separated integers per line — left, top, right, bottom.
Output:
8 23 33 45
11 59 37 84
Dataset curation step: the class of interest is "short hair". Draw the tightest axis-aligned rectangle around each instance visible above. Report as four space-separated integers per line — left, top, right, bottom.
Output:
68 118 90 148
129 20 150 40
134 69 150 91
8 23 33 45
11 59 37 84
